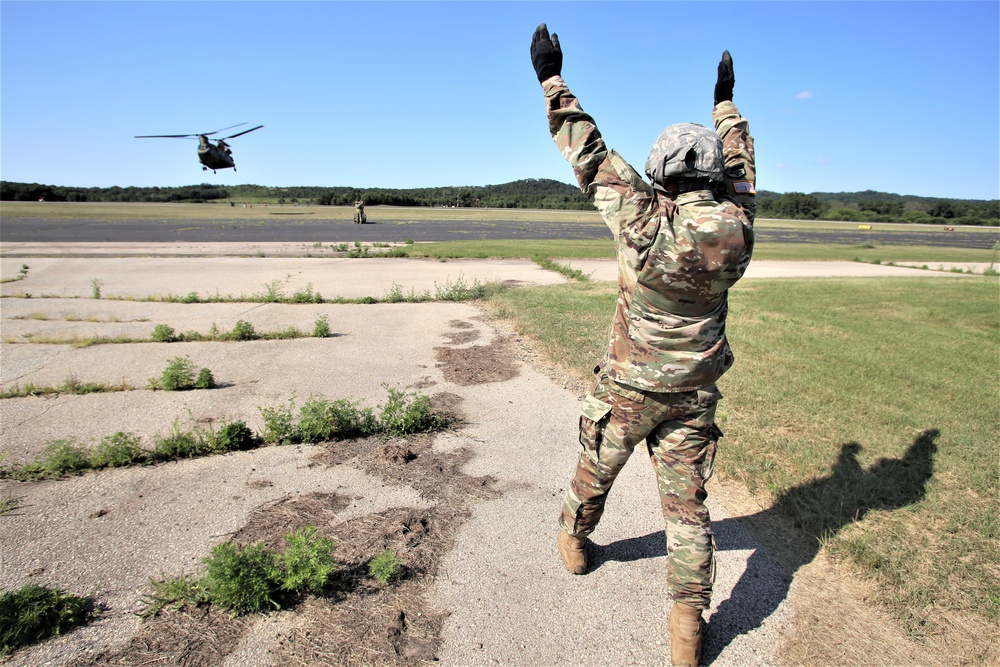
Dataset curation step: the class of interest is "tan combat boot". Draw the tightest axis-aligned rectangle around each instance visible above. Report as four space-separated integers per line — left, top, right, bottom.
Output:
668 602 704 667
556 529 588 574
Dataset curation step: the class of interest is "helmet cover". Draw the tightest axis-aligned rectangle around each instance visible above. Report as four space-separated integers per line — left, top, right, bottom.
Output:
644 123 724 185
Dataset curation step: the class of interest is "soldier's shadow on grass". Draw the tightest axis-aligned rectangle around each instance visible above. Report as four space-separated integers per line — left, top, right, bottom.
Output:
588 428 939 665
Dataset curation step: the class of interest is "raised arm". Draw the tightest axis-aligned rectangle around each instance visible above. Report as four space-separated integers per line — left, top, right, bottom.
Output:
531 24 652 242
711 50 757 225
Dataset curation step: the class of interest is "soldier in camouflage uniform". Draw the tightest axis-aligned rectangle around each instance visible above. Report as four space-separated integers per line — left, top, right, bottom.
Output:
530 24 756 667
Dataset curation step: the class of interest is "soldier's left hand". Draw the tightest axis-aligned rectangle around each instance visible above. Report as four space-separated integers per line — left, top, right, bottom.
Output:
530 23 562 83
714 50 735 105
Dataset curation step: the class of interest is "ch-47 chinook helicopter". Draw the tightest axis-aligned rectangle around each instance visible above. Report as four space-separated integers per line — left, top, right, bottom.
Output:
134 123 263 173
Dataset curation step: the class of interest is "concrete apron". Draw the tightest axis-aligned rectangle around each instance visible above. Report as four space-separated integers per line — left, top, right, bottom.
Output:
5 249 944 666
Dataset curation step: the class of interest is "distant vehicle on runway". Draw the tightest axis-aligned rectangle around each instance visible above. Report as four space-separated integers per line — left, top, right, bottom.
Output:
135 123 263 173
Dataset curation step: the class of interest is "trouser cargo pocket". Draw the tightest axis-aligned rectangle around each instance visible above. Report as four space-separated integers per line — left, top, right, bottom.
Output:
579 394 613 462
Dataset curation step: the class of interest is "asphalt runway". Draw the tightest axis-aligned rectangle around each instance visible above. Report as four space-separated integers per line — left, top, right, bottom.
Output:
1 215 997 249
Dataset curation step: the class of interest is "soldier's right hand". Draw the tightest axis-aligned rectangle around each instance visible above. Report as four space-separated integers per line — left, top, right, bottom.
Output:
530 23 562 83
714 50 735 105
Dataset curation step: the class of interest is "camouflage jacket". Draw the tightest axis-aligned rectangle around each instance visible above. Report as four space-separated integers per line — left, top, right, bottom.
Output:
543 76 756 392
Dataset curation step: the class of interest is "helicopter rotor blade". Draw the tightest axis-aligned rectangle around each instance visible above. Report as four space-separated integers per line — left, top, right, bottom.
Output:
203 122 248 137
134 133 200 139
222 125 264 140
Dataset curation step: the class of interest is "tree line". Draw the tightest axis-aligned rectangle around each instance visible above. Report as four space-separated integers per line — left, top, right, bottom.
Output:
0 179 593 210
758 190 999 226
2 180 997 226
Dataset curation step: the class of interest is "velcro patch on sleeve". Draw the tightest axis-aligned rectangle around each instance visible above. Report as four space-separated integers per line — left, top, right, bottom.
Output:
734 181 756 194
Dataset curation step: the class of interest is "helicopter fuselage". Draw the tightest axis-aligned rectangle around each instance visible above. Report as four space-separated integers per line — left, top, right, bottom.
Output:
197 136 235 171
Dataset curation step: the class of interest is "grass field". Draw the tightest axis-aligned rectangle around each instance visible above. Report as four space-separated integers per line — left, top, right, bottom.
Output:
487 276 1000 651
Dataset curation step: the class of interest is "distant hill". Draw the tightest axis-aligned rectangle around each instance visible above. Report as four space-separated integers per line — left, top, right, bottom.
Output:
2 180 997 225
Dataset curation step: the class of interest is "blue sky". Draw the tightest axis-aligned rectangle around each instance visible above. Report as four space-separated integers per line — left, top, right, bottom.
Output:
2 1 998 200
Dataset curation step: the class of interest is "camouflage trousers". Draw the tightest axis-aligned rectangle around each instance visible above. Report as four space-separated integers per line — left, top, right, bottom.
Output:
559 369 722 610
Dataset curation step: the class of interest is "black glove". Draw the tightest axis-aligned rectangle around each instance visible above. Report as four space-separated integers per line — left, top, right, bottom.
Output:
714 50 735 105
530 23 562 83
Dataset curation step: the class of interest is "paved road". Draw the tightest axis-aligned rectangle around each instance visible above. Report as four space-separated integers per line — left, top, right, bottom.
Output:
2 215 997 249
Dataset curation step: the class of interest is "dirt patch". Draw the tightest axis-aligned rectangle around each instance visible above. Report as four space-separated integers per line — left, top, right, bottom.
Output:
428 391 464 423
478 306 591 397
70 606 251 667
441 319 479 346
73 428 499 666
232 492 352 550
433 336 519 385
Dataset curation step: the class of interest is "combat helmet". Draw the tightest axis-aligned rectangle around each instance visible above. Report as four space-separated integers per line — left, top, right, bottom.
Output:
644 123 724 185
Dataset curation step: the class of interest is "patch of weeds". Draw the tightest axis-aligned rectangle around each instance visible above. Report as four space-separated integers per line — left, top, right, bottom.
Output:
405 239 415 245
0 493 16 516
278 526 338 595
227 320 258 341
150 324 177 342
0 584 94 657
90 278 103 299
0 377 133 399
385 283 405 303
89 431 144 468
368 549 402 585
143 526 337 618
202 542 281 615
138 574 208 618
532 254 591 281
377 383 440 436
259 279 284 302
208 419 258 453
313 315 331 338
434 274 505 301
260 396 298 445
207 528 336 615
383 282 431 302
195 368 215 389
296 395 377 442
149 421 201 460
0 264 29 284
258 386 443 446
290 283 322 303
270 326 304 340
380 246 411 258
20 439 90 478
148 356 212 391
337 243 349 252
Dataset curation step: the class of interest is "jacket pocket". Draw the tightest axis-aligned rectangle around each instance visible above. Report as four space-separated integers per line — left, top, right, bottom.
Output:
579 394 613 461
